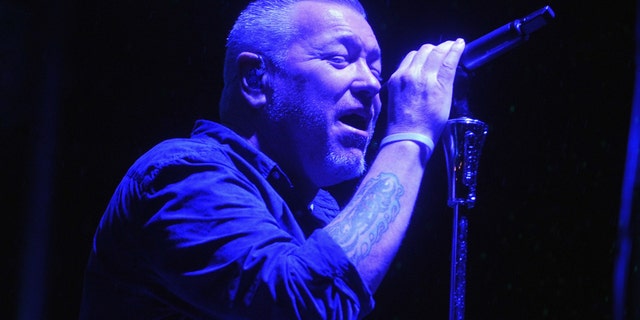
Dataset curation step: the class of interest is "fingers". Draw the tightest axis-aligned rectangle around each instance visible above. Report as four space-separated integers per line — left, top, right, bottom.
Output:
443 38 466 69
394 39 465 86
422 39 465 87
385 38 466 136
423 40 455 80
437 38 465 85
406 43 436 73
395 50 418 75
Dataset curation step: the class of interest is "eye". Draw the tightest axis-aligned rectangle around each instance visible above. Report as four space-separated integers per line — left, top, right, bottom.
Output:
327 55 349 68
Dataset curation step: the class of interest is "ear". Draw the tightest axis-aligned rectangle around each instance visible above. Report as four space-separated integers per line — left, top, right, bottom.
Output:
237 52 268 109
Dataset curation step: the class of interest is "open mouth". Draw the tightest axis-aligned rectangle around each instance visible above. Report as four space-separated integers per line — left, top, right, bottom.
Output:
339 113 369 132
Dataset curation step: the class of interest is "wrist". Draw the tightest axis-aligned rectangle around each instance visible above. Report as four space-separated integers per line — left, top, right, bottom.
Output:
379 133 435 163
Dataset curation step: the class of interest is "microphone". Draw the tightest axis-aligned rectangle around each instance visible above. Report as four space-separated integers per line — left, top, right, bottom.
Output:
459 5 556 72
452 5 555 117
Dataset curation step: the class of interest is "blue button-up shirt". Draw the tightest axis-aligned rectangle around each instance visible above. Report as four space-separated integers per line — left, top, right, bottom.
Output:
80 120 374 319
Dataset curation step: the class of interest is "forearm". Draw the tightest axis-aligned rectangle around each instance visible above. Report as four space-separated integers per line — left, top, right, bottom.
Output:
324 139 428 291
324 38 464 292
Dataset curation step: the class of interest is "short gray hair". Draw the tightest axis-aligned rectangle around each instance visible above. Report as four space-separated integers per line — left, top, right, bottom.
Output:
219 0 367 120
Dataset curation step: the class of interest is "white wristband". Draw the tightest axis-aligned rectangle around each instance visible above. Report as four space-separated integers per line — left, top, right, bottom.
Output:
379 133 435 153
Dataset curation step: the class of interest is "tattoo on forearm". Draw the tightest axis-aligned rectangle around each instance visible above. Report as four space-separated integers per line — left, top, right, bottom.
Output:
326 172 404 265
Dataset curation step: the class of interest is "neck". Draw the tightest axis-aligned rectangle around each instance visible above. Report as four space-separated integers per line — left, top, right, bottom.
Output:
249 131 321 204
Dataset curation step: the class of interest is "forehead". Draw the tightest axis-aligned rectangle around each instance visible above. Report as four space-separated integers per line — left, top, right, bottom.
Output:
289 1 380 55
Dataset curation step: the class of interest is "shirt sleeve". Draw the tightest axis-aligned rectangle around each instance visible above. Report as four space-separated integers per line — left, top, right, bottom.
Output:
127 153 374 319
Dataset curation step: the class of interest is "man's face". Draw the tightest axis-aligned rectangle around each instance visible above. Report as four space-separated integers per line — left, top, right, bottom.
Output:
264 1 382 188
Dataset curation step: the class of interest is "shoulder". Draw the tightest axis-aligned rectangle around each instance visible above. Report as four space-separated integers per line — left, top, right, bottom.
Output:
117 135 253 198
127 137 229 179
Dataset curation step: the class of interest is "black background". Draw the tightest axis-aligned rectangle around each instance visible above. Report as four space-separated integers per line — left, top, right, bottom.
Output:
3 0 636 319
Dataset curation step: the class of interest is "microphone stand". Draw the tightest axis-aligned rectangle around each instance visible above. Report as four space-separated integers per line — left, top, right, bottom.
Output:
443 6 555 320
444 70 488 320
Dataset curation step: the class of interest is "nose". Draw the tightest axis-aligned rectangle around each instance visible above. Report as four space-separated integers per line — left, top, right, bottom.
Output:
351 60 382 99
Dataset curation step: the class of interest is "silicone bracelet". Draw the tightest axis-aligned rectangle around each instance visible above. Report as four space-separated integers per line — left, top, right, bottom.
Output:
379 133 435 153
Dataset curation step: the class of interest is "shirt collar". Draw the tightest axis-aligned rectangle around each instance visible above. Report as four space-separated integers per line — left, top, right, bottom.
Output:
190 119 293 188
190 119 340 224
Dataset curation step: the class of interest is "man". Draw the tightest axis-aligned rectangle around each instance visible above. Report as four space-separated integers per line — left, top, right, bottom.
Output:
80 0 465 318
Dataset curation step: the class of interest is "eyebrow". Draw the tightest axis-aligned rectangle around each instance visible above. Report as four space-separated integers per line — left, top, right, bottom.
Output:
332 32 382 62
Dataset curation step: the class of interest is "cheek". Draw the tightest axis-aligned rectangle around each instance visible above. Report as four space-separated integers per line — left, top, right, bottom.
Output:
304 70 346 102
273 70 343 128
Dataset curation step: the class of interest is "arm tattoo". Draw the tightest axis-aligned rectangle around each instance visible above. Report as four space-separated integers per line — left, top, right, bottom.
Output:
326 172 405 265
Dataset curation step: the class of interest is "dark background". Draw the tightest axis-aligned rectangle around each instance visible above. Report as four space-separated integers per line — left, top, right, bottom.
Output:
3 0 637 319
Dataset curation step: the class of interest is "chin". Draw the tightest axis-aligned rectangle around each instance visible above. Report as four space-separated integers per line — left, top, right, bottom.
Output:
323 151 367 183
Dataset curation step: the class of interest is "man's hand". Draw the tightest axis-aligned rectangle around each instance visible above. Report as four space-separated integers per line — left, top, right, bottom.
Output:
324 39 466 293
385 39 466 142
